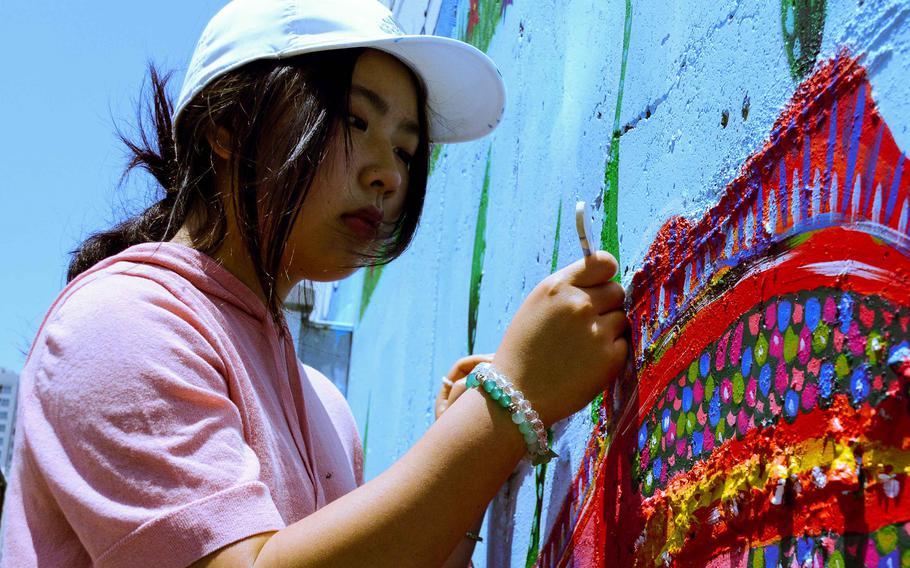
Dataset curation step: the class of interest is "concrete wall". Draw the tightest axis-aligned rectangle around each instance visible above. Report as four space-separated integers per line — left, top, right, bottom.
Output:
334 0 910 565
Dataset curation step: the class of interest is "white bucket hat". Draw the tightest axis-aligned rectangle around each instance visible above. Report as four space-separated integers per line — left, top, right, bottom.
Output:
174 0 507 143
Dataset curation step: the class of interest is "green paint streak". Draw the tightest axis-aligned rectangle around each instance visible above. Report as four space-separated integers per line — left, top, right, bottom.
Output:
362 391 372 469
359 265 384 320
600 0 632 281
550 200 563 273
459 0 511 53
468 148 492 355
526 205 563 567
592 0 632 426
429 144 444 175
781 0 827 81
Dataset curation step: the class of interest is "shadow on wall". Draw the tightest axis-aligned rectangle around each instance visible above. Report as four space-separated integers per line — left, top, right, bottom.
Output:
538 52 910 567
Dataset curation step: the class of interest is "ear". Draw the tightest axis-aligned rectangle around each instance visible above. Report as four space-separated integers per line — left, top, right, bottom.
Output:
206 126 234 160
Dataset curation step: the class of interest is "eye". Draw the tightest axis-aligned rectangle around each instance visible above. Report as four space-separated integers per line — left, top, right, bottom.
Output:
395 148 414 167
348 114 367 131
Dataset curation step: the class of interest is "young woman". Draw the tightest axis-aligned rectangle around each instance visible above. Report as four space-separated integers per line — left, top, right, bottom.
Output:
0 1 628 566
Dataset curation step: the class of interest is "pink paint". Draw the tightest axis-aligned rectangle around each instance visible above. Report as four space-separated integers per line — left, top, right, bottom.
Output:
676 438 687 457
775 362 789 395
745 376 757 406
802 383 818 410
640 444 650 470
823 297 838 323
730 322 744 366
694 380 704 405
770 329 784 358
737 409 749 436
769 392 782 416
702 429 715 454
697 404 708 426
726 411 736 427
765 303 777 330
793 302 804 324
847 321 866 355
808 357 821 377
716 331 729 371
798 327 812 365
833 328 845 352
791 368 805 391
749 314 761 336
721 378 733 404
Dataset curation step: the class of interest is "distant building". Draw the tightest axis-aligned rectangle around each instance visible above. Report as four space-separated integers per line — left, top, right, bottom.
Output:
0 368 19 474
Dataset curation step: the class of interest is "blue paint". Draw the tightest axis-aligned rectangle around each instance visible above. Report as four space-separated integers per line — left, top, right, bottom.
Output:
861 123 885 214
805 297 821 331
819 362 835 399
795 537 815 564
662 408 671 433
741 345 753 376
777 300 792 332
842 84 867 212
851 365 870 403
764 544 780 567
823 99 839 208
802 122 812 219
700 351 711 377
433 0 460 37
682 385 693 412
709 390 721 427
885 154 905 222
652 456 662 479
638 424 648 450
692 431 703 456
779 158 789 226
760 364 772 396
784 389 800 417
838 292 854 333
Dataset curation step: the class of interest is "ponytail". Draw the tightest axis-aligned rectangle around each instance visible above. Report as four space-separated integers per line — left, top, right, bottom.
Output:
67 66 184 282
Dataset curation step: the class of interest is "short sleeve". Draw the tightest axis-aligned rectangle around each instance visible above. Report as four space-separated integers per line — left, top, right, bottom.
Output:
19 273 285 568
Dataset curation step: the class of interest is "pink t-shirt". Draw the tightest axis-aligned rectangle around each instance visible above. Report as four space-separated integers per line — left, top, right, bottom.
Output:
1 243 364 568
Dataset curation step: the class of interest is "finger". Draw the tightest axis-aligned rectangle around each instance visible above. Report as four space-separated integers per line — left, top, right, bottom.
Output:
596 309 630 341
446 379 469 408
582 281 625 314
563 251 619 287
449 353 494 380
434 381 451 420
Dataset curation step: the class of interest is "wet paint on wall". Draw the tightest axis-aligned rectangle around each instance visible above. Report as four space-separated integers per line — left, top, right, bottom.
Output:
536 54 910 567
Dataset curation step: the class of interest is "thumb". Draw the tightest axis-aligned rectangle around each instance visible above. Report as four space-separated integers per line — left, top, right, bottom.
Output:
563 251 619 288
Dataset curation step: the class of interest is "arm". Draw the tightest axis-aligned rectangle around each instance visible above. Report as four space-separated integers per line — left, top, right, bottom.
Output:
193 251 628 568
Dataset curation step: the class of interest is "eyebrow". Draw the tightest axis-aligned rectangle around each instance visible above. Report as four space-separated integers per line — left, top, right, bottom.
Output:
351 84 420 137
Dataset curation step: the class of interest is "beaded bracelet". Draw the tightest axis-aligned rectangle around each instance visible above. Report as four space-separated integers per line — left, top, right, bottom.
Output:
465 362 558 465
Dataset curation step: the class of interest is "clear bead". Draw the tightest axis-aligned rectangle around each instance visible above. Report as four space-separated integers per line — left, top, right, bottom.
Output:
519 400 532 413
527 410 539 423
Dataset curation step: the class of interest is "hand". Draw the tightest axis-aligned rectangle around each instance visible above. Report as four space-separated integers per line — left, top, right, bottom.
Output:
435 354 494 419
493 251 628 426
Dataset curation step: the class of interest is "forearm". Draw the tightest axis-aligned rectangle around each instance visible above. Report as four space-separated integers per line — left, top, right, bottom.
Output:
440 515 484 568
254 388 525 567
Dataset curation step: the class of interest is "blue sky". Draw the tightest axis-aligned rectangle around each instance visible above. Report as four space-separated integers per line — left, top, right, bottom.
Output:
0 1 226 371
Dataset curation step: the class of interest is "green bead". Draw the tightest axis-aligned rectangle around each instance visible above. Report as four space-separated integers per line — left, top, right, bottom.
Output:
490 387 503 400
524 430 538 445
483 379 496 393
498 395 512 408
518 420 533 434
511 411 525 424
466 373 479 388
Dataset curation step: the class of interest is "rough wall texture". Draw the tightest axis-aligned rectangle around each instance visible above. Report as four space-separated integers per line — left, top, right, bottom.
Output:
337 0 910 565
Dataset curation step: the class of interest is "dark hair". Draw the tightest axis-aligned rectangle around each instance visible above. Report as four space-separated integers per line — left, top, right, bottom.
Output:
68 49 430 330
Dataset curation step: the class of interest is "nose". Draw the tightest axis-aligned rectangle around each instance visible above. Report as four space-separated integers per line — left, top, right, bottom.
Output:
358 149 403 200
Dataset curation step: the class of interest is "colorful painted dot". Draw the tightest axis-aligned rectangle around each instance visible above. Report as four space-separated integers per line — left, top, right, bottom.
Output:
741 339 753 375
759 364 772 396
709 392 721 427
778 300 792 333
801 382 818 410
851 365 870 403
700 352 711 377
785 389 800 417
638 424 648 450
839 292 854 333
805 297 821 330
819 362 834 399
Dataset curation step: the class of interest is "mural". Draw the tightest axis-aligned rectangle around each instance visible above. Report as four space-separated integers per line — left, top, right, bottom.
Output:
339 1 910 567
536 53 910 567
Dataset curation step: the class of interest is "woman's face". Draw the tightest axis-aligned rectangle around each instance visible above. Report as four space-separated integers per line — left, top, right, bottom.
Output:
282 49 420 284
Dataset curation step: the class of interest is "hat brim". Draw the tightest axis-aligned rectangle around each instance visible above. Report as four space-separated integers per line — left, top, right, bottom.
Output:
195 35 506 144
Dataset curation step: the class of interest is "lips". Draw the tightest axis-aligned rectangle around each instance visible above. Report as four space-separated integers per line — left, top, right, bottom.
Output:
341 206 383 239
